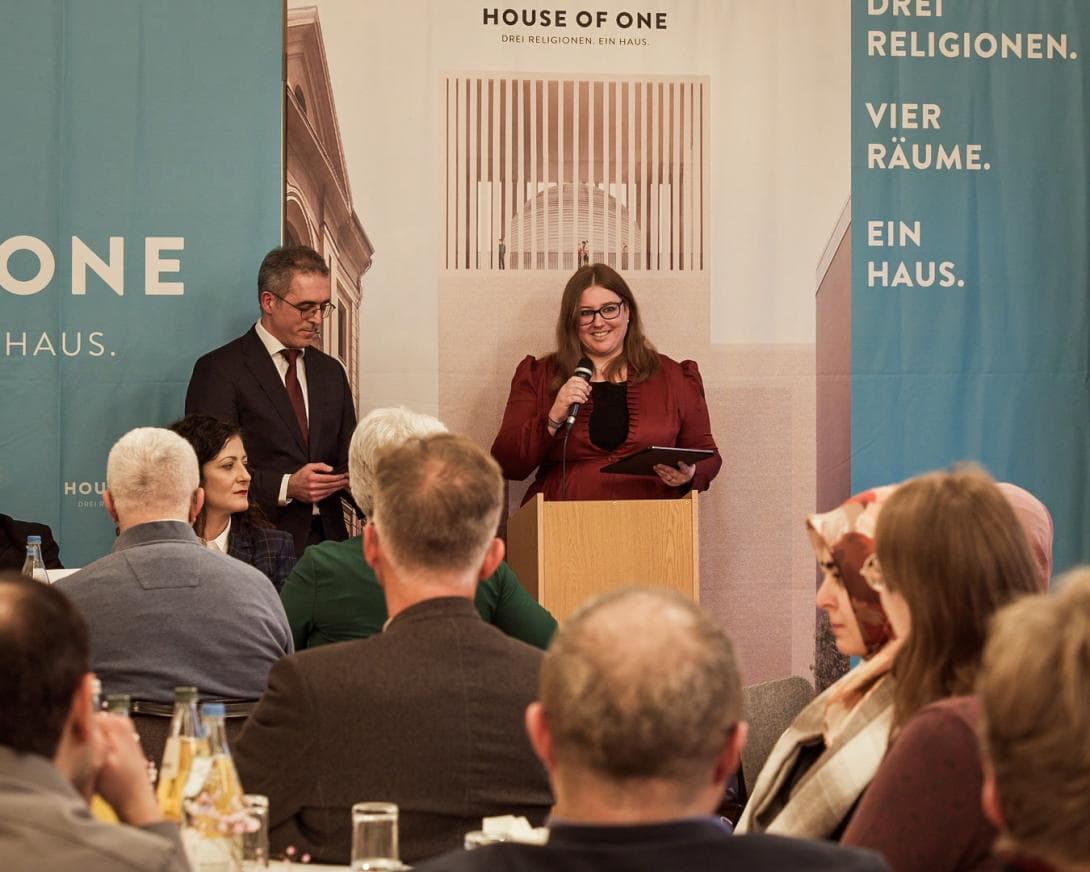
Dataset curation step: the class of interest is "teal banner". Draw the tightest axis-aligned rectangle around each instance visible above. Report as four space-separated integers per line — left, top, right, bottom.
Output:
0 1 283 566
851 0 1090 572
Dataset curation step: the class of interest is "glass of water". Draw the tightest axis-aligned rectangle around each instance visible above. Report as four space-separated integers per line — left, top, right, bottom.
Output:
241 794 269 870
351 802 401 871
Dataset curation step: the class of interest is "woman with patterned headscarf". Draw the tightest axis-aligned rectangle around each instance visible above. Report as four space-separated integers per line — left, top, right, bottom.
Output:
736 485 901 839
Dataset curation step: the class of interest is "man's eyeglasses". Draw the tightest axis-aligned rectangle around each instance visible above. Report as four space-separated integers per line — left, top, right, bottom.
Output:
269 292 336 319
577 301 625 325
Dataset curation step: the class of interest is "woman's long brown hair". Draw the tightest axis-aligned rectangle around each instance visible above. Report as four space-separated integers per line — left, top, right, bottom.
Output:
876 465 1039 730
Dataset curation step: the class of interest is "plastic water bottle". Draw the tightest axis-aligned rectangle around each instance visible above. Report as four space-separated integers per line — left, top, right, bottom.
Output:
158 686 205 823
21 535 50 584
182 703 247 871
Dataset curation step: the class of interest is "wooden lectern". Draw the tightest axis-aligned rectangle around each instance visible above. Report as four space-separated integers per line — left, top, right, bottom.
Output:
505 491 700 622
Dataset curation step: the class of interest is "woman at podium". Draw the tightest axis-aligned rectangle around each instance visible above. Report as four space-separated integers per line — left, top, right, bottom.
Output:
491 264 721 502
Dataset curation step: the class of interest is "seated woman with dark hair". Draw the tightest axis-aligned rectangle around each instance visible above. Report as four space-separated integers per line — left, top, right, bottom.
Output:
169 413 295 591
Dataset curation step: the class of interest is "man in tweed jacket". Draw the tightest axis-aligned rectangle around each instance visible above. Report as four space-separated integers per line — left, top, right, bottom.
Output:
234 434 552 865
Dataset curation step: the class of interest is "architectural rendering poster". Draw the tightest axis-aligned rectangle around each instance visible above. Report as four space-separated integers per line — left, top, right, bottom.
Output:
0 1 283 566
289 0 851 681
851 1 1090 571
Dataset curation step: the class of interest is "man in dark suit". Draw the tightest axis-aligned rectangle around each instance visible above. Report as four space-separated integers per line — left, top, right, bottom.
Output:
414 587 890 872
185 245 355 556
233 433 552 865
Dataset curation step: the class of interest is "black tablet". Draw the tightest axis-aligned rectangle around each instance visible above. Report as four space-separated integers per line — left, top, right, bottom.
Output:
600 446 716 476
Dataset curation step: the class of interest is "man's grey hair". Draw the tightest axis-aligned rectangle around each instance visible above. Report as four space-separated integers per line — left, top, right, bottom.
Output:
349 407 446 517
257 244 329 301
541 587 743 785
106 427 200 520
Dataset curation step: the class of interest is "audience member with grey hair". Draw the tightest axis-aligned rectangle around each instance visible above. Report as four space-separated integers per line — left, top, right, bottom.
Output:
0 573 190 872
56 427 291 703
236 433 552 864
105 426 201 520
416 587 890 872
280 406 556 649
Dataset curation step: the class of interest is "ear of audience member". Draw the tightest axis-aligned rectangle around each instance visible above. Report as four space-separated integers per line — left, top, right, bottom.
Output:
978 567 1090 872
737 484 900 839
841 465 1041 872
0 573 188 871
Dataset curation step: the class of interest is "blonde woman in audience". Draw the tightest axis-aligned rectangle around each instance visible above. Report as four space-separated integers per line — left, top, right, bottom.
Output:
841 466 1040 871
978 567 1090 872
737 484 900 838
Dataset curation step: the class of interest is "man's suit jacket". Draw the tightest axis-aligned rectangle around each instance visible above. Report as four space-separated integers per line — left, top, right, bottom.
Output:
55 520 292 703
233 596 553 865
0 513 62 570
227 512 296 593
185 325 356 556
413 819 891 872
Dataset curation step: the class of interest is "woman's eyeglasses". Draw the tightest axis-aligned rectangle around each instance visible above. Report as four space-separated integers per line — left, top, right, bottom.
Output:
577 301 624 325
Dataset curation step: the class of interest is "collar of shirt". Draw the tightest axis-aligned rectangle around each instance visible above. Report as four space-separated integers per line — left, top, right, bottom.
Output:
206 516 231 553
255 319 306 363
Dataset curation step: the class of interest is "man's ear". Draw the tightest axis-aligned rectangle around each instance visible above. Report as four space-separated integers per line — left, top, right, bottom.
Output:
189 487 205 525
364 522 382 575
103 491 120 525
478 537 505 580
713 720 748 785
981 762 1006 831
525 702 555 771
69 673 96 743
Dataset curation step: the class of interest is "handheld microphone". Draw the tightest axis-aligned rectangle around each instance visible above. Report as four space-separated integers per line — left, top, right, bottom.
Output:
565 357 594 429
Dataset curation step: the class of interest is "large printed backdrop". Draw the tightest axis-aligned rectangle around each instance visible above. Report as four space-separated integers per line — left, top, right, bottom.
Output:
300 0 851 683
0 1 283 566
3 1 1085 684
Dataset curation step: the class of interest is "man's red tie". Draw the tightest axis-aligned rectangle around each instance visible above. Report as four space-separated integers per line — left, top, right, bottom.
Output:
282 349 309 446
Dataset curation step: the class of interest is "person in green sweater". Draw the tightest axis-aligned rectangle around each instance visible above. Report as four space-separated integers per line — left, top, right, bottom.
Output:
280 407 557 650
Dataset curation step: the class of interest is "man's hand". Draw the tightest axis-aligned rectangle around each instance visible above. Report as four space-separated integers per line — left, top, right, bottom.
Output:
287 462 350 503
92 714 163 827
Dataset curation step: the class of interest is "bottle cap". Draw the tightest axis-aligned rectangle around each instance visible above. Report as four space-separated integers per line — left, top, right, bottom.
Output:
26 535 41 545
201 702 226 717
105 693 131 714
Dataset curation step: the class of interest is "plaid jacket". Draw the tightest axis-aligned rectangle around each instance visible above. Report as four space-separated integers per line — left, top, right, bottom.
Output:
228 513 296 593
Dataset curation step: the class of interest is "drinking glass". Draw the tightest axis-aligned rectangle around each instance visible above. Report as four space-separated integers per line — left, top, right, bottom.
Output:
241 794 269 870
351 802 401 871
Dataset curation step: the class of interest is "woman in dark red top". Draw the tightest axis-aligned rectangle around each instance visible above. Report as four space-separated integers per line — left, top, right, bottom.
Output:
490 264 721 502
